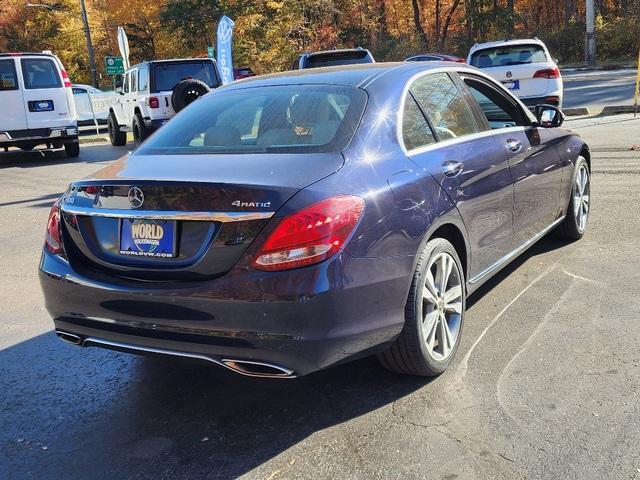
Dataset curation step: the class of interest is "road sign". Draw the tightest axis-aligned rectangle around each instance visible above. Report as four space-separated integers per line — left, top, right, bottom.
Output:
104 56 124 76
207 46 215 59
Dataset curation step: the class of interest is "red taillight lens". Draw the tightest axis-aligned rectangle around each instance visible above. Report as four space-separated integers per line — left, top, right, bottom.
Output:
252 195 365 271
45 203 63 255
148 96 160 108
533 67 560 79
60 69 72 88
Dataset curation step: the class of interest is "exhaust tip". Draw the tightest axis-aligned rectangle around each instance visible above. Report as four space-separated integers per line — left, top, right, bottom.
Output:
221 359 295 378
56 331 83 346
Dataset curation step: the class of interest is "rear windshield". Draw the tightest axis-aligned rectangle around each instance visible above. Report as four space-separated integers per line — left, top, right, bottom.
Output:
21 58 61 89
470 44 548 68
152 61 219 92
305 51 373 68
136 85 367 155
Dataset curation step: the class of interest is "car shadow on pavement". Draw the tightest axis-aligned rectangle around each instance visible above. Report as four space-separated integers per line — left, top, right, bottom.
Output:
0 330 428 479
0 144 127 169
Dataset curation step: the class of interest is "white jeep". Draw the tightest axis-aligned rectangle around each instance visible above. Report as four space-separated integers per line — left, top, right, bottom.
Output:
0 52 79 157
108 58 221 147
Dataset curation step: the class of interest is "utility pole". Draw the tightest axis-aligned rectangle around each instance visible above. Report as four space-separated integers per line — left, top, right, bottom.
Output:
79 0 98 87
585 0 596 67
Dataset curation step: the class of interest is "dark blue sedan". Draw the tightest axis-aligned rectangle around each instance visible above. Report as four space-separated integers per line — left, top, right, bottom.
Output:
39 63 591 378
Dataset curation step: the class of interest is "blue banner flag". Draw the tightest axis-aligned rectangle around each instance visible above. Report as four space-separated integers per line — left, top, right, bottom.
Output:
216 16 235 85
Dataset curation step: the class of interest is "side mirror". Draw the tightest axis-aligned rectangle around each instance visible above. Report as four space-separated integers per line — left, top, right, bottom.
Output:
534 104 564 128
115 86 123 94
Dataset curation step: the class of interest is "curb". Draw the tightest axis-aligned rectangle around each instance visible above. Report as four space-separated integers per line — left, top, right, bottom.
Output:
564 105 637 117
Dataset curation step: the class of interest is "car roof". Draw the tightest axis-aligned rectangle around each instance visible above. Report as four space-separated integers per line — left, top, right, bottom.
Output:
469 38 546 54
302 48 371 58
0 52 56 58
128 58 216 70
222 61 480 91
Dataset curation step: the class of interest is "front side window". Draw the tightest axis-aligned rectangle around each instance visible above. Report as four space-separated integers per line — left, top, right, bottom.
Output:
402 94 436 151
410 73 481 141
130 70 137 93
123 73 130 94
462 76 528 129
137 85 367 155
0 60 18 91
21 58 61 89
470 44 548 68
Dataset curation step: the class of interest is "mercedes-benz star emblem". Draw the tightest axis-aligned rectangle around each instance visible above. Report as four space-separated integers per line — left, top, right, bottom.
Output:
128 187 144 209
506 71 513 79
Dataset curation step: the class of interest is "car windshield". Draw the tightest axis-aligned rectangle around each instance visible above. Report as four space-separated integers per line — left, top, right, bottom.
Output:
470 44 548 68
136 84 367 155
152 61 219 92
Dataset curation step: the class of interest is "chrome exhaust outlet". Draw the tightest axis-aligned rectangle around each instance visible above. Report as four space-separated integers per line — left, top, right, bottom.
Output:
56 330 83 346
221 359 295 379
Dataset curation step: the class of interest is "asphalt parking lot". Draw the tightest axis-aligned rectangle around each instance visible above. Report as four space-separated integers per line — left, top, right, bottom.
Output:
1 114 640 479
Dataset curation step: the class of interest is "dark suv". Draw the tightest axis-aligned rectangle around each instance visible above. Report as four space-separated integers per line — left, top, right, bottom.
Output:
292 48 375 70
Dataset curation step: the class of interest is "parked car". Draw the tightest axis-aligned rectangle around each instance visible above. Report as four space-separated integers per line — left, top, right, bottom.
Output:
292 48 375 69
108 58 222 147
467 38 563 107
0 52 79 157
40 62 590 379
233 67 256 80
72 84 118 129
405 53 465 63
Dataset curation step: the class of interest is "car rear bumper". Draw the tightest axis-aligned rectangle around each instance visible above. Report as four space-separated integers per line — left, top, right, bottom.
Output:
39 249 411 377
519 94 563 108
0 126 78 147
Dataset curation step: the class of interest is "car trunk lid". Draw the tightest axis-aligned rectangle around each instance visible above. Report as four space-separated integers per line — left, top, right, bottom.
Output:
59 152 343 281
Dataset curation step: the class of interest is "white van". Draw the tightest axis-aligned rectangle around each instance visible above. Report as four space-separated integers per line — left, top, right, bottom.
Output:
0 52 79 157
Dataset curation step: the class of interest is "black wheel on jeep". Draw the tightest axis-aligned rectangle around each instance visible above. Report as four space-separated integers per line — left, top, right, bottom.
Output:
132 114 148 147
171 79 210 113
108 112 127 146
64 141 80 158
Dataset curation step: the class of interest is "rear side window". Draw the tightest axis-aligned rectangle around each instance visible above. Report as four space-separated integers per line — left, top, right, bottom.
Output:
0 60 18 90
470 44 548 68
137 85 367 155
152 62 219 92
410 73 481 141
138 66 149 91
402 94 436 151
21 58 61 89
130 70 137 93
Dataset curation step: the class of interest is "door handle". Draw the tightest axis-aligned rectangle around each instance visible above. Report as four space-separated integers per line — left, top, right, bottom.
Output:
442 160 463 177
506 138 523 153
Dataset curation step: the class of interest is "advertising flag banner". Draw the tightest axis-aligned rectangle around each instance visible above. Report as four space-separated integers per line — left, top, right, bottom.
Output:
216 16 235 85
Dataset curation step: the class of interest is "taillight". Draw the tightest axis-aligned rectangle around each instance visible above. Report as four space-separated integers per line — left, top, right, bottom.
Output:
148 96 160 108
252 195 365 271
44 203 63 255
533 67 560 79
60 69 72 88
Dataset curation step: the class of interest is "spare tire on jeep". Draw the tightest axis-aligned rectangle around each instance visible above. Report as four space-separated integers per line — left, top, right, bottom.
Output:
171 79 210 113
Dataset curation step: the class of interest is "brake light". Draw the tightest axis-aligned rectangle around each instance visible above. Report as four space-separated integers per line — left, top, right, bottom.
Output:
533 67 560 79
148 96 160 108
60 69 72 88
252 195 365 271
44 203 63 255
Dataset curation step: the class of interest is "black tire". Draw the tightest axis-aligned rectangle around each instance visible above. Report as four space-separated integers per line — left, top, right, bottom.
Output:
108 112 126 146
171 79 210 113
132 113 148 147
64 141 80 158
556 156 590 241
378 238 466 377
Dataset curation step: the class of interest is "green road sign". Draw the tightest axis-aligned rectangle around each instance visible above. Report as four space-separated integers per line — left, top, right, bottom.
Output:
207 46 215 59
104 56 124 76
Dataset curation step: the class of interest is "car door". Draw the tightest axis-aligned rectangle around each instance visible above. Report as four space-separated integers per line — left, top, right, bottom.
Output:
18 56 73 129
0 58 28 132
404 72 516 279
458 73 564 245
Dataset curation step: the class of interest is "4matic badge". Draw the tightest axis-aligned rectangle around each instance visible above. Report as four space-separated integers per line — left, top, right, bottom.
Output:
232 200 271 208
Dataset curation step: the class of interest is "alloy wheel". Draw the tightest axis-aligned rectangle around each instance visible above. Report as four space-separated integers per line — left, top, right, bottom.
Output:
574 164 590 232
421 252 463 361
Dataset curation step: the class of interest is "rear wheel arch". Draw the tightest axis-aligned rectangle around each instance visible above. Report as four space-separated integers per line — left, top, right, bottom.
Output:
429 224 468 282
579 146 591 170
